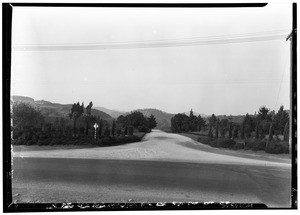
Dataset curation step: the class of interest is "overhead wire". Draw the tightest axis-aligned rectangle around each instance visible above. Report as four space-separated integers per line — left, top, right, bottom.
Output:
273 44 290 111
13 30 291 51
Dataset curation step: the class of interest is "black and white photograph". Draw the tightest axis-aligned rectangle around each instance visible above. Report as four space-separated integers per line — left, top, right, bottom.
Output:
3 2 297 211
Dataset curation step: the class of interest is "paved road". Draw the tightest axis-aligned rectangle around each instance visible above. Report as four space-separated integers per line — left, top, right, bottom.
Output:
12 130 291 207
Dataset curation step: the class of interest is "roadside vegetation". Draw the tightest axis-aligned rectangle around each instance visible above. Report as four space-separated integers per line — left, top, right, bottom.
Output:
12 101 157 146
171 107 290 154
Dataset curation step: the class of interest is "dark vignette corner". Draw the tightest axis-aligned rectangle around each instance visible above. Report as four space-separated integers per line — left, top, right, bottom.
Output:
291 2 297 210
2 2 13 212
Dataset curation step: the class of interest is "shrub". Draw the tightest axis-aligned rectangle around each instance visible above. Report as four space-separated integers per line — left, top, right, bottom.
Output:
50 138 62 145
245 140 266 151
210 138 236 149
138 125 150 133
265 141 289 154
12 139 26 145
38 132 48 140
233 142 245 150
75 136 90 145
209 139 221 147
128 126 134 135
208 129 213 139
197 136 212 145
104 127 110 137
99 137 112 145
95 135 141 146
25 140 35 145
116 128 122 136
37 138 51 145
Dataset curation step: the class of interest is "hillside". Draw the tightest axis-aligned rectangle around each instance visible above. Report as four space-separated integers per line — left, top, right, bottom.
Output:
12 96 113 120
94 106 124 119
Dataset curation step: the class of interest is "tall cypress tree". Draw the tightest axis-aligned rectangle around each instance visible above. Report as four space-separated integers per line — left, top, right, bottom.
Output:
241 123 245 139
85 101 93 136
215 119 219 138
228 121 233 138
69 102 84 136
98 119 103 137
208 125 213 139
111 120 116 136
255 122 259 139
233 125 239 138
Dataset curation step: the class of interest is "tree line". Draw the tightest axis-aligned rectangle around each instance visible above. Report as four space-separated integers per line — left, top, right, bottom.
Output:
171 106 289 141
171 109 206 133
12 101 157 145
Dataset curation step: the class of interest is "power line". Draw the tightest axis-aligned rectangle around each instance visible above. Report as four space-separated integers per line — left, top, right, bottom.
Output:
273 45 290 111
16 29 290 46
13 31 289 51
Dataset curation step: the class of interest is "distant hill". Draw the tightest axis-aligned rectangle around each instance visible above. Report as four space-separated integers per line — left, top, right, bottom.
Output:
94 106 125 119
12 95 35 104
126 108 175 130
12 96 113 120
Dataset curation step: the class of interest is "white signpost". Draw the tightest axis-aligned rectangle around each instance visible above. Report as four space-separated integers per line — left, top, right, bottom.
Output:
93 123 99 139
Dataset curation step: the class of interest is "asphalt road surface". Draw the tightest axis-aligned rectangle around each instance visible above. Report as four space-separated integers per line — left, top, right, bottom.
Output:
12 130 291 207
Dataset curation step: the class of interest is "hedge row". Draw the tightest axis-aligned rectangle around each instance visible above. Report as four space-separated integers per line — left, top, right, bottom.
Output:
12 135 142 146
197 136 289 154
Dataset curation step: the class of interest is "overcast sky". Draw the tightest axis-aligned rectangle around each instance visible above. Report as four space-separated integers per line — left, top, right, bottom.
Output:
11 3 292 115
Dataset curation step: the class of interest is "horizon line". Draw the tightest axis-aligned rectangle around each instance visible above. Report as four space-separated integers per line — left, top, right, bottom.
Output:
11 94 289 117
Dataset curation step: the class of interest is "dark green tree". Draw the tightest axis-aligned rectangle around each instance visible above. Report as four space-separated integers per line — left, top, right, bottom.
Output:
98 119 103 137
69 102 84 136
128 126 134 135
12 102 45 139
147 114 157 129
257 106 272 138
116 115 128 129
171 113 189 133
111 120 116 136
59 117 67 135
208 114 217 129
219 118 229 138
233 124 239 138
104 124 110 137
258 106 271 121
84 101 93 136
197 115 206 132
273 105 289 136
255 121 260 139
215 119 219 138
189 109 198 132
243 113 256 138
208 125 213 139
128 111 147 128
116 127 122 136
228 121 233 138
240 123 245 139
283 121 289 141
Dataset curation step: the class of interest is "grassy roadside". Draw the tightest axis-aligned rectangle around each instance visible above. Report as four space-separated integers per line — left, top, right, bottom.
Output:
12 132 148 152
12 144 96 152
179 132 290 157
133 132 147 139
